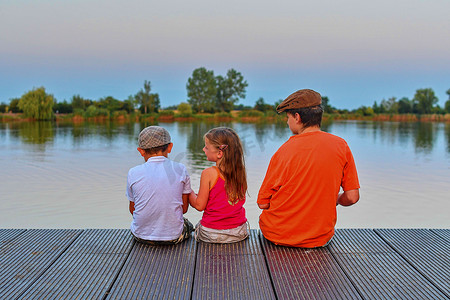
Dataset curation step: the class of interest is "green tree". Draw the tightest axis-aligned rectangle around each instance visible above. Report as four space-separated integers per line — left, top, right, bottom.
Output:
321 96 336 113
0 102 7 113
216 69 248 112
123 95 136 113
413 88 438 114
445 89 450 113
380 97 398 113
254 97 273 112
96 96 121 113
135 80 160 114
18 87 54 120
445 101 450 113
8 98 22 113
71 94 90 111
53 100 73 114
356 106 374 116
372 101 380 114
187 67 217 113
397 97 412 114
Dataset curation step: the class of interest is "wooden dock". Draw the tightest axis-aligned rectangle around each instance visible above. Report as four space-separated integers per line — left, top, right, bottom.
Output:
1 229 448 299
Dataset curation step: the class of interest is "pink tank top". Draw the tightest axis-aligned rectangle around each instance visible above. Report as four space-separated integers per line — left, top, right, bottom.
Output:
200 167 247 230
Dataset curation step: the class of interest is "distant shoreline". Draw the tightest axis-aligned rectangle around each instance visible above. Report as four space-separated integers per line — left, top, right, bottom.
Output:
1 112 449 123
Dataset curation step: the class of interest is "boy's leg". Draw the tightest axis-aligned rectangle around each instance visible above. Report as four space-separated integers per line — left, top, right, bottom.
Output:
181 218 194 241
131 219 194 245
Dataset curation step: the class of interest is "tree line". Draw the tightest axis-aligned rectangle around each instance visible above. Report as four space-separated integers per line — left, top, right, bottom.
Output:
353 88 450 116
1 67 449 120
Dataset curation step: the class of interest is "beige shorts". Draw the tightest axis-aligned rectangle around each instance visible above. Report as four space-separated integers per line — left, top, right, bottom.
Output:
194 222 249 243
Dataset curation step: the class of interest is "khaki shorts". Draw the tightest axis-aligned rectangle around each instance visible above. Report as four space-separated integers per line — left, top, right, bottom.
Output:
194 222 249 243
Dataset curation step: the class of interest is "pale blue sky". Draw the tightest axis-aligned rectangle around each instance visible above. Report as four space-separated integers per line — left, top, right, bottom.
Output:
1 0 449 109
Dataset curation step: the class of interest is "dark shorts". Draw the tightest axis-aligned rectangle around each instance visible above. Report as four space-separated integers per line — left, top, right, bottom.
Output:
132 218 194 245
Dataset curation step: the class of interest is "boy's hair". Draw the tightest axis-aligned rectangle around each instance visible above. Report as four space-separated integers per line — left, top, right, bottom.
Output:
143 143 170 155
204 127 247 203
286 105 323 128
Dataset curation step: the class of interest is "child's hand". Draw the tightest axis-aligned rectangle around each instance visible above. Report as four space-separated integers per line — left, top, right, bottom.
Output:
188 191 197 204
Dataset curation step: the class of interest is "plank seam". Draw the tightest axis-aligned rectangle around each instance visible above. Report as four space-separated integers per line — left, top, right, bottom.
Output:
328 230 370 300
257 231 279 300
189 235 199 300
14 229 84 300
430 229 450 243
373 228 450 298
102 237 136 300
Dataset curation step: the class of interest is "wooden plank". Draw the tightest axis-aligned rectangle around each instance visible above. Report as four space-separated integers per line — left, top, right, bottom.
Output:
376 228 450 297
329 229 447 300
0 229 26 248
432 229 450 242
0 229 82 299
192 230 275 300
260 233 362 300
17 229 133 300
107 236 196 299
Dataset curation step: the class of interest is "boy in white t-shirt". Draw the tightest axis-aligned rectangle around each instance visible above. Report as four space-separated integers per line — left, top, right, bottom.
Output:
126 126 193 244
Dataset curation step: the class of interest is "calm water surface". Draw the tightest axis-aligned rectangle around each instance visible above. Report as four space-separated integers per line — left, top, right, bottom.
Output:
1 120 449 229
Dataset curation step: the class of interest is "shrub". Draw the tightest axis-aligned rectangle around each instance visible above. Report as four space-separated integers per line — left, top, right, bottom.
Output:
175 112 194 118
238 110 264 117
177 102 192 115
214 112 232 118
73 108 85 116
84 105 109 117
113 110 128 117
158 110 175 117
264 110 278 117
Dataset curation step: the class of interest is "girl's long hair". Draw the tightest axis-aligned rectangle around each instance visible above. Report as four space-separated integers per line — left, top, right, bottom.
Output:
205 127 247 203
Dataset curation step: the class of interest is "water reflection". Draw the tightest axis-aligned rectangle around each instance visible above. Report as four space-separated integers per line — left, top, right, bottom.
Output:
413 122 435 154
184 121 235 171
2 120 450 156
9 121 55 151
354 121 444 154
2 119 449 229
446 124 450 153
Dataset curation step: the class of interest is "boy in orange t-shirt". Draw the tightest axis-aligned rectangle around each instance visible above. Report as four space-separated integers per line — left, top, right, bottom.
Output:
257 89 360 248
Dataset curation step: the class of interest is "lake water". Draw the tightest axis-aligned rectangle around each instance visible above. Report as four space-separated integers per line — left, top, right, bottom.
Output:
1 120 449 229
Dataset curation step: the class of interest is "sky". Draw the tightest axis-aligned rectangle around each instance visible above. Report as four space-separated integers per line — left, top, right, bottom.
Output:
1 0 449 110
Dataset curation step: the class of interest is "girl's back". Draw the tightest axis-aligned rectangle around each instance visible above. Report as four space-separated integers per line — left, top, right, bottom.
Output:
189 127 249 243
201 166 246 229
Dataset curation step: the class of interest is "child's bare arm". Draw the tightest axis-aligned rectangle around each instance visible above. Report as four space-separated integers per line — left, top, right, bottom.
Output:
258 203 270 209
129 201 135 215
182 194 189 213
337 189 360 206
189 168 213 211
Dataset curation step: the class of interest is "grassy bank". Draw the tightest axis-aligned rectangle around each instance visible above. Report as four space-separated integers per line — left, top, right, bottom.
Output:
2 111 450 123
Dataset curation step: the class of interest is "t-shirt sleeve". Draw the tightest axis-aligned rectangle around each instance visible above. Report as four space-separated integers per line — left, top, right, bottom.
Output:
341 146 360 191
182 168 193 194
257 153 282 205
126 170 134 202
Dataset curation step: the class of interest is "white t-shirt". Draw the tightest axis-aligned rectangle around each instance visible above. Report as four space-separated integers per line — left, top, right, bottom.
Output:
126 156 192 241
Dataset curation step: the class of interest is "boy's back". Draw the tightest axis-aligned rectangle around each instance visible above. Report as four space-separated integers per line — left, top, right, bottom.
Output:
258 131 358 247
127 156 191 241
257 89 360 248
126 125 193 244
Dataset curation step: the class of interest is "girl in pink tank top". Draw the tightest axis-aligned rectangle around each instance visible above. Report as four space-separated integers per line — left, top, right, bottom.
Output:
189 127 248 243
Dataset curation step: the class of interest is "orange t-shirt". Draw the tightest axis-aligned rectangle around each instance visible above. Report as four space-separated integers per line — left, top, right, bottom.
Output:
257 131 360 248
